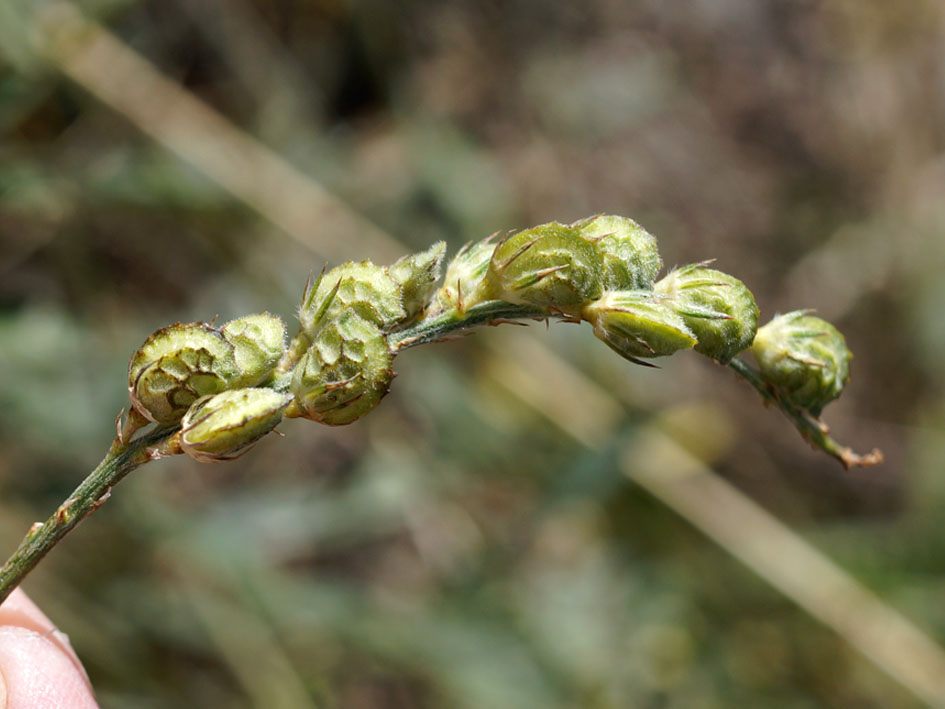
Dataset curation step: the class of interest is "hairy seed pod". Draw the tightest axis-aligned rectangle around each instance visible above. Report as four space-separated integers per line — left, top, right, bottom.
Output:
222 312 286 387
583 292 696 365
389 242 446 321
431 236 499 314
484 222 604 315
575 214 662 290
290 310 394 425
655 264 759 364
751 311 852 417
180 388 292 463
299 260 406 337
129 323 238 424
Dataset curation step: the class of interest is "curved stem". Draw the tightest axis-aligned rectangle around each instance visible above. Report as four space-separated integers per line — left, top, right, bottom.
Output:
728 358 883 468
0 305 880 602
0 424 179 604
395 302 884 469
390 300 552 351
0 302 544 602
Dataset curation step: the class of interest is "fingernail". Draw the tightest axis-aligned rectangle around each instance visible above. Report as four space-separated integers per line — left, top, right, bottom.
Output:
0 627 97 708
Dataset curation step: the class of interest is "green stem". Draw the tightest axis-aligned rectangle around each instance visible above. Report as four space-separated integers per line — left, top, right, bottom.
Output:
0 304 879 603
728 358 883 468
390 300 551 350
396 303 883 469
0 424 179 605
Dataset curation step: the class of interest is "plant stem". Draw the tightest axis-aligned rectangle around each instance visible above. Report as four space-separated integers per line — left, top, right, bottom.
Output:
0 302 546 602
390 300 551 350
0 424 178 605
397 303 884 468
728 358 883 468
0 311 878 604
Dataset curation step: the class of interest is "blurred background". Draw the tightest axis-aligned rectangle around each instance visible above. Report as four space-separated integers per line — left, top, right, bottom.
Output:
2 0 945 706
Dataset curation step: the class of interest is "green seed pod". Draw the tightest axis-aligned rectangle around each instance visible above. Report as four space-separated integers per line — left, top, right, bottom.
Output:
751 310 852 417
655 264 759 364
583 292 697 365
222 312 286 387
389 242 446 321
180 388 292 463
299 260 406 336
431 236 498 314
129 323 238 424
290 310 394 425
484 222 604 315
575 214 662 290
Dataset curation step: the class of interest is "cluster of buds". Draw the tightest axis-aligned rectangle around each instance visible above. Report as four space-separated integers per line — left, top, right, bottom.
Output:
288 243 445 425
128 313 291 461
128 313 286 425
125 214 856 463
127 244 448 461
474 216 759 366
443 215 848 417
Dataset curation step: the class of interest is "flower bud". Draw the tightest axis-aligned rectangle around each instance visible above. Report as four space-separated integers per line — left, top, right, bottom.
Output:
751 310 852 416
655 264 759 364
575 214 662 290
583 292 696 365
180 388 292 463
431 236 498 314
129 323 238 424
290 310 394 425
484 222 604 315
388 242 446 321
222 312 286 387
299 260 406 336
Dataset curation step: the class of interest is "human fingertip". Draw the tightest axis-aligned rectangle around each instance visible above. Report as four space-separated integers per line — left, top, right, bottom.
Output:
0 662 8 709
0 627 97 708
0 589 87 683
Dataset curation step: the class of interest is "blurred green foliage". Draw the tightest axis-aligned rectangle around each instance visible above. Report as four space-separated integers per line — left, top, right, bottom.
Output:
2 1 944 706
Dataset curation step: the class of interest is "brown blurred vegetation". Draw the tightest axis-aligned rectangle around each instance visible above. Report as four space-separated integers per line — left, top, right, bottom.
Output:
2 1 945 706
